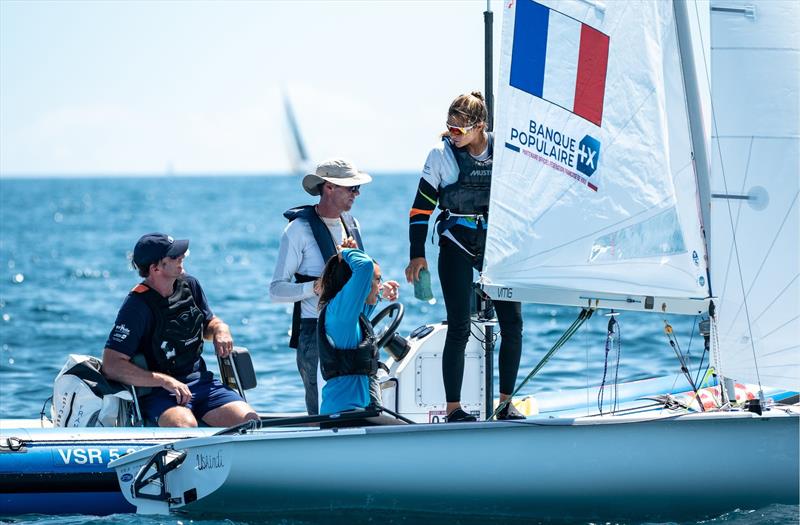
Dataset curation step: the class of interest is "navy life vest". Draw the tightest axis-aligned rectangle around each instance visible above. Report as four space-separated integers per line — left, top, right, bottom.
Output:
317 306 378 381
283 205 364 349
132 278 205 375
438 132 494 215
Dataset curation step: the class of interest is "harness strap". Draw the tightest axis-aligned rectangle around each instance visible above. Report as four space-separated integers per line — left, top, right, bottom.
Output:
289 273 319 349
283 205 365 348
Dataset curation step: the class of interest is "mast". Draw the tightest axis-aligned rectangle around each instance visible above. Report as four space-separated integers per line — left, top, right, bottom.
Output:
483 0 496 417
673 0 713 297
484 0 494 130
673 0 729 401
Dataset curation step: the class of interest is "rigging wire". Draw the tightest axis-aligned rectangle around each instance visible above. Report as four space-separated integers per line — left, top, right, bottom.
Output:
585 313 591 416
708 300 731 408
488 308 594 420
39 396 53 426
598 312 621 415
693 316 712 387
663 315 706 411
662 314 712 409
693 345 711 389
470 319 498 346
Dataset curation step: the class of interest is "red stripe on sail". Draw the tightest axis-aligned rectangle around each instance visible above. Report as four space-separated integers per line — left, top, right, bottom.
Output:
573 24 609 127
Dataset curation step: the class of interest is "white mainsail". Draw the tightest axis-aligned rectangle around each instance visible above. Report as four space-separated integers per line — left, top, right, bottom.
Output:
709 1 800 392
483 0 710 314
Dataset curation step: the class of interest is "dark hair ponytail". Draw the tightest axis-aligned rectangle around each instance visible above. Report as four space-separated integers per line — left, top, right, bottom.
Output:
317 254 353 310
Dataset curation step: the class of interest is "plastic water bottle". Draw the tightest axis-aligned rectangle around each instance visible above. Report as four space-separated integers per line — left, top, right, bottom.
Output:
414 268 434 302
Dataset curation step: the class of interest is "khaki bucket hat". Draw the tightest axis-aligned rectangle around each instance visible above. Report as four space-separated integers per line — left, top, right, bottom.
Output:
302 158 372 196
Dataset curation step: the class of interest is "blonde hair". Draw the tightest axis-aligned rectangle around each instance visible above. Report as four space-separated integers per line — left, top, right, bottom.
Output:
448 91 488 127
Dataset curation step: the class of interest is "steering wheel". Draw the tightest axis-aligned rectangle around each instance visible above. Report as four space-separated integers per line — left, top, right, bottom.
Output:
370 303 404 349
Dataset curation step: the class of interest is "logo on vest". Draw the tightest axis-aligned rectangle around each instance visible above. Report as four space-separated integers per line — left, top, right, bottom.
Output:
161 341 176 360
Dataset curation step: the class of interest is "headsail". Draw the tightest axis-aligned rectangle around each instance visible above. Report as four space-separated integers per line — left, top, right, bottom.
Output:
709 1 800 391
482 0 710 315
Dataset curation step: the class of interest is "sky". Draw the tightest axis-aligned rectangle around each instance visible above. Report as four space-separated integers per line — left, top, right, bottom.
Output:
1 0 504 176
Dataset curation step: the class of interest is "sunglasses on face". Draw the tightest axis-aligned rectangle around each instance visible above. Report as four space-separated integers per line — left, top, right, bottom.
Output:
328 183 360 194
446 122 476 136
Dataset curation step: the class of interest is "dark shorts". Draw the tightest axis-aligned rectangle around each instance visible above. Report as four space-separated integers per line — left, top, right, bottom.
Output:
139 375 244 423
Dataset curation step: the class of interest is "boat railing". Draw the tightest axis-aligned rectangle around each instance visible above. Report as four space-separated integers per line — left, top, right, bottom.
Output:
215 403 415 436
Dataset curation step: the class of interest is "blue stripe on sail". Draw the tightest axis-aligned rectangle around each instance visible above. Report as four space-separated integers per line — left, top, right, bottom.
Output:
510 0 549 98
505 142 520 152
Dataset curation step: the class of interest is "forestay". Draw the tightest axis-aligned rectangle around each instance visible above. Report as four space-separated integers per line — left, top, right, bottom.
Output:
482 0 710 314
708 1 800 391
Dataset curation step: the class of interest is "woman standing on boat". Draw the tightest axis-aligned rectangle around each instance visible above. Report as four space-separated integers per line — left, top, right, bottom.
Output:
317 241 383 416
405 91 525 422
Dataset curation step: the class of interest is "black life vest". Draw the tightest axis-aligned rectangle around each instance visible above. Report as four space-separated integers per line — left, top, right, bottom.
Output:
317 306 378 381
132 278 205 375
438 132 494 215
283 205 364 349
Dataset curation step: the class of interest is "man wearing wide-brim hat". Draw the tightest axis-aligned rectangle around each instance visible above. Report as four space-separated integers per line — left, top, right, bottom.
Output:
270 158 399 415
300 158 373 197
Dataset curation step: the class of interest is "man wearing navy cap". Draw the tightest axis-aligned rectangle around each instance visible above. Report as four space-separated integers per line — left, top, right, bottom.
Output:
102 233 257 427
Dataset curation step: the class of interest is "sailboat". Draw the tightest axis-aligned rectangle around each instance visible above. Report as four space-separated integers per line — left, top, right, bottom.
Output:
106 0 799 521
282 89 314 177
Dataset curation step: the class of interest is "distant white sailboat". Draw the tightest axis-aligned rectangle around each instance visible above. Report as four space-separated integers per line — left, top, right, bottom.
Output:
282 89 313 177
107 1 799 521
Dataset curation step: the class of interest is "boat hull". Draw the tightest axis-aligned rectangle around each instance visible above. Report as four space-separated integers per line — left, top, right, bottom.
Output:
0 425 217 515
112 411 800 521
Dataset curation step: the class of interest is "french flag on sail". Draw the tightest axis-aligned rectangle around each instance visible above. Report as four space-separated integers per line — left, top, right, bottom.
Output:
510 0 610 127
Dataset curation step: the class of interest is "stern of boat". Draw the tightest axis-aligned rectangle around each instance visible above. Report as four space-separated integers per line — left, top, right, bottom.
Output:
110 436 233 514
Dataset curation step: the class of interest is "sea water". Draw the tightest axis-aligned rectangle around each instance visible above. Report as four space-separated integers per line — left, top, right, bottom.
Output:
0 176 794 525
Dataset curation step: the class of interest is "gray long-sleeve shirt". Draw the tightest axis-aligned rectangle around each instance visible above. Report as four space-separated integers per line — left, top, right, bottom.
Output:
269 214 352 319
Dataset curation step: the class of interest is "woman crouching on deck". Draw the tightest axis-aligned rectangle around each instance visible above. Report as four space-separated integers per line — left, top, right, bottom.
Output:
317 243 383 416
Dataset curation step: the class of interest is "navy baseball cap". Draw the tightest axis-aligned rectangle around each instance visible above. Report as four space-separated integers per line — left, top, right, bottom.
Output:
132 233 189 268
